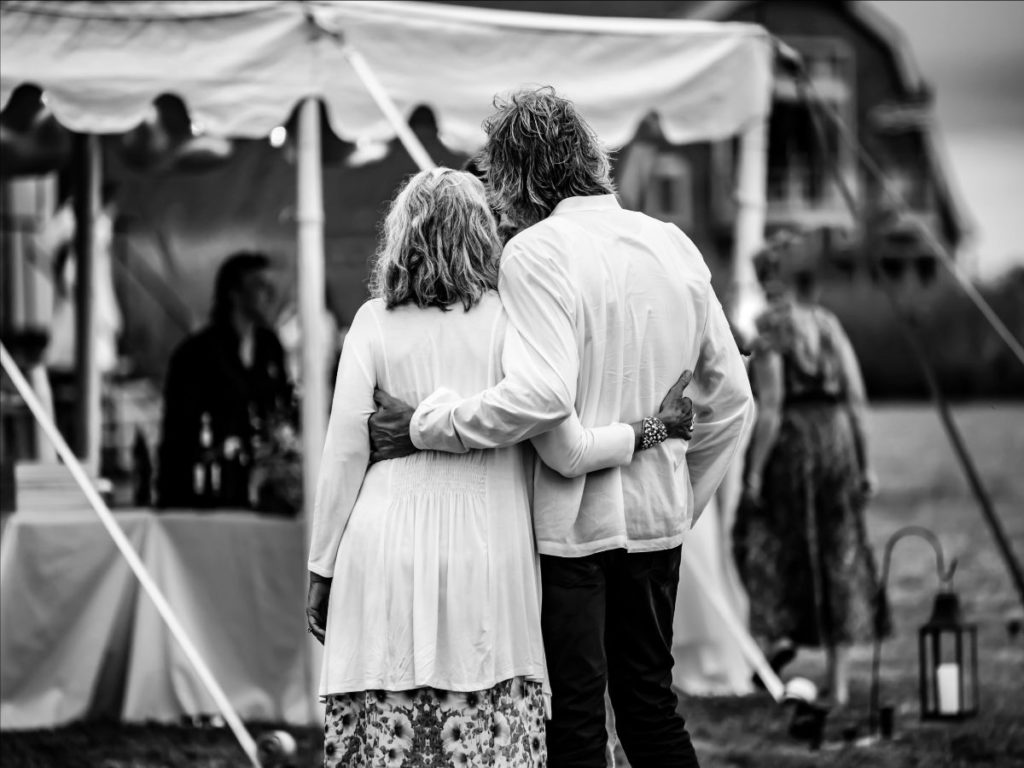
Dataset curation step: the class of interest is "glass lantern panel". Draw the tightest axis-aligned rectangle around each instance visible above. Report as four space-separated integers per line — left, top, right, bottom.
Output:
920 631 936 714
936 629 964 716
963 629 978 711
939 629 960 664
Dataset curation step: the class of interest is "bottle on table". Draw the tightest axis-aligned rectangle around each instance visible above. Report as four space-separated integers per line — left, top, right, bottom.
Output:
192 412 221 507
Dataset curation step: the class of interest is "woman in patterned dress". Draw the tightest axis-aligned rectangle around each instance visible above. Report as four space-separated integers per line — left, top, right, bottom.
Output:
305 168 693 767
733 232 888 707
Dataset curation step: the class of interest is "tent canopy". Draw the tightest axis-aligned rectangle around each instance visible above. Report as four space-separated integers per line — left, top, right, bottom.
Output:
1 0 772 150
0 3 779 733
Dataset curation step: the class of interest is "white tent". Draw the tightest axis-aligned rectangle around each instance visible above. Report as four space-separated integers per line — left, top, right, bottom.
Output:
2 0 772 515
2 1 771 144
0 0 778 734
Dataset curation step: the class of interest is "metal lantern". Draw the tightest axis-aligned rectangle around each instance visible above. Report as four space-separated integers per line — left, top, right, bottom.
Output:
919 587 979 720
870 526 980 737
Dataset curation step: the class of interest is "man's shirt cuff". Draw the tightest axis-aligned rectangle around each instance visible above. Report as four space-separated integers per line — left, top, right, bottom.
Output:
410 388 470 453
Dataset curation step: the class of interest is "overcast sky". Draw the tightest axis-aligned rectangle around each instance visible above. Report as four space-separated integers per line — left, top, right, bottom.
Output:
865 1 1024 281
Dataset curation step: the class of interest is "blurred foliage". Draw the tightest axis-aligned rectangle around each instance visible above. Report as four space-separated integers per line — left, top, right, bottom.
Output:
820 267 1024 400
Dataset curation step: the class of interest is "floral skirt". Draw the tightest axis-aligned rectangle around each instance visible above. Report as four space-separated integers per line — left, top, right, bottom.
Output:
323 677 547 768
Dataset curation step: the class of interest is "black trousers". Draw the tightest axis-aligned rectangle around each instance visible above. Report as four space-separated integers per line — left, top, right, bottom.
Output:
541 546 699 768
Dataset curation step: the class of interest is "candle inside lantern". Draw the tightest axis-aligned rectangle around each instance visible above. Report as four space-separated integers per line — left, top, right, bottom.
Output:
937 662 961 714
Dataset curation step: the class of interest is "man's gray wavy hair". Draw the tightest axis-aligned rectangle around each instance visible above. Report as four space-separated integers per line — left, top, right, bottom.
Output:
371 168 501 311
480 87 616 231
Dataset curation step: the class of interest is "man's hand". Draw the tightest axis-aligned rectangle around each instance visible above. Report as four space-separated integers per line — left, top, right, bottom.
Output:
306 573 331 645
656 369 695 440
368 388 418 464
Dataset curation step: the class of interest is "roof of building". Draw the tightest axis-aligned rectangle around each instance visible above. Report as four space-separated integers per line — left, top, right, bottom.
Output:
670 1 970 242
687 1 926 90
439 0 970 244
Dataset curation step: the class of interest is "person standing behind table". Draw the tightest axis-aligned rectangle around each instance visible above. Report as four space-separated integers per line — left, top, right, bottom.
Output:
733 233 888 708
156 252 293 509
367 87 755 768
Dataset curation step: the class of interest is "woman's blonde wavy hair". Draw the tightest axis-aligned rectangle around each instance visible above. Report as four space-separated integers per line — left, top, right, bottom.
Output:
371 168 502 312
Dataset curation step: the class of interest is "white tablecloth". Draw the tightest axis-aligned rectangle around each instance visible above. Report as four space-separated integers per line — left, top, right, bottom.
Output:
0 509 318 730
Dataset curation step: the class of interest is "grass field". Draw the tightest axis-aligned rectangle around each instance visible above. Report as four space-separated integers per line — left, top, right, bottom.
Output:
685 403 1024 768
2 404 1023 768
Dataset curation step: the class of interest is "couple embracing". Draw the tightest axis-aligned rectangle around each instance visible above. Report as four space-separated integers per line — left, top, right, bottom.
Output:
306 87 754 768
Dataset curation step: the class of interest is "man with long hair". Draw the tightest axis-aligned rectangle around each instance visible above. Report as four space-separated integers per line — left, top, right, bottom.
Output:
370 88 753 767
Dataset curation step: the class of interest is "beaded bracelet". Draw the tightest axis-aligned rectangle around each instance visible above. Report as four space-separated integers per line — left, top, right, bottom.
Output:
640 416 669 450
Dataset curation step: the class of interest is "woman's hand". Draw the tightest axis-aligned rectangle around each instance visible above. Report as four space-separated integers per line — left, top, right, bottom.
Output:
306 573 332 645
656 369 695 440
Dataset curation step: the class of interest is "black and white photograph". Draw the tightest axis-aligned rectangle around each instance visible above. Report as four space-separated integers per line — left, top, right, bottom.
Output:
0 1 1021 766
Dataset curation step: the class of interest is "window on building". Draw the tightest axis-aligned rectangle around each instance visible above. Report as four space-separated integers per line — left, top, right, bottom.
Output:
767 101 839 205
769 37 855 210
644 153 693 230
657 176 675 214
879 256 906 283
885 167 930 211
821 226 858 282
832 256 857 281
915 255 938 285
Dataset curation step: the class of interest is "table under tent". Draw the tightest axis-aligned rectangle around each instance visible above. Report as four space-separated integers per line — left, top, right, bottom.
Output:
0 0 775 741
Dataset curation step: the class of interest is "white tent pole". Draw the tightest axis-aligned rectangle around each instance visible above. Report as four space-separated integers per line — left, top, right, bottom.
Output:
711 118 769 689
296 96 327 719
296 97 327 533
728 117 768 340
343 48 435 172
0 343 261 768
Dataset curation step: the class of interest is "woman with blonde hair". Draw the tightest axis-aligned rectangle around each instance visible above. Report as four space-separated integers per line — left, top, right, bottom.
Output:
305 168 693 766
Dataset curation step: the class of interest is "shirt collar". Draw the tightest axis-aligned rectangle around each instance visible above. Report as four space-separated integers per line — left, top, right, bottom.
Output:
551 194 621 216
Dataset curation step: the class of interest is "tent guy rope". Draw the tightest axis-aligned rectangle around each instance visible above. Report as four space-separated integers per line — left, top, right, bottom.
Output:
682 557 786 701
343 47 435 172
774 39 1024 371
0 343 262 768
790 60 1024 614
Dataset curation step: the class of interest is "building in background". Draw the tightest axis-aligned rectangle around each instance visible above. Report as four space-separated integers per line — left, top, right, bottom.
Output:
445 0 969 293
691 0 967 291
0 0 977 405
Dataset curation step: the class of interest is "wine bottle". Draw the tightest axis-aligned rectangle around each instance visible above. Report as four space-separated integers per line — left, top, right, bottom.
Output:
193 412 217 504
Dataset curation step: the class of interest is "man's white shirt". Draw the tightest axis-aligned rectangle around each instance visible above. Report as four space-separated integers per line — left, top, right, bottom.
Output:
411 195 754 557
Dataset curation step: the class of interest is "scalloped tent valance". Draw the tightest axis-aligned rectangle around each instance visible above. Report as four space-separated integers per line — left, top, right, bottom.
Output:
0 0 773 151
